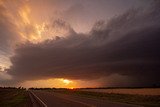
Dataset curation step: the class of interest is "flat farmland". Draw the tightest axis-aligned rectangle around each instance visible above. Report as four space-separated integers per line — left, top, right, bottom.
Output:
81 88 160 95
53 88 160 107
0 88 32 107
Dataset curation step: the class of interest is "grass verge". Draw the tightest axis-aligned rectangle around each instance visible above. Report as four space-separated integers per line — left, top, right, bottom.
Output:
0 88 31 107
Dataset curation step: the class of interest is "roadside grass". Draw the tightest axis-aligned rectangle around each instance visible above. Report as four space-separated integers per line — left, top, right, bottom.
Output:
0 88 31 107
53 89 160 107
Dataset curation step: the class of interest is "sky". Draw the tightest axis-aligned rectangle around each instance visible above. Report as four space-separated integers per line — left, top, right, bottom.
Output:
0 0 160 88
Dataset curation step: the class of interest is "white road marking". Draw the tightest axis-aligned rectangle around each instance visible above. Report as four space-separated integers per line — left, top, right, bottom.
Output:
30 91 48 107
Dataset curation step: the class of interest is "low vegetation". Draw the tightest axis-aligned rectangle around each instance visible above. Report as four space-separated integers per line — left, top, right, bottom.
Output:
81 88 160 95
0 87 31 107
52 88 160 107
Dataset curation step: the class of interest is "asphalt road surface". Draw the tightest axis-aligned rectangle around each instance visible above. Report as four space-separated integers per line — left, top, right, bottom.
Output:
30 90 142 107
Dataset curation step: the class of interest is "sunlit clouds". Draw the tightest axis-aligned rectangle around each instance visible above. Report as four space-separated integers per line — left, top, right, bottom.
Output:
0 0 73 44
14 2 49 42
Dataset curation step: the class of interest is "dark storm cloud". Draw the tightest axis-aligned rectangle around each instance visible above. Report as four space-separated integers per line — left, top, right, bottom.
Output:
52 19 75 35
7 1 160 86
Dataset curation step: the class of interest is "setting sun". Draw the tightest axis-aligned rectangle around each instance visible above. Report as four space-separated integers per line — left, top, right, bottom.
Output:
68 87 74 89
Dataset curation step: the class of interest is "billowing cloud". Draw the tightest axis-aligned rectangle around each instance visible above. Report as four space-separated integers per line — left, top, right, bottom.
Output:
5 1 160 87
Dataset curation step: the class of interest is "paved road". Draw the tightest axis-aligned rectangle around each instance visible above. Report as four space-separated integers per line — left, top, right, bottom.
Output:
30 90 142 107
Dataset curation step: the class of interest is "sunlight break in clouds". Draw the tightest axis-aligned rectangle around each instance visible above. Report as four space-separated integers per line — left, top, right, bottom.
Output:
60 79 73 85
21 78 76 88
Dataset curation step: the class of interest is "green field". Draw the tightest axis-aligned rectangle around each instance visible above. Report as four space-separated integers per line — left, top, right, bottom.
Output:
0 88 31 107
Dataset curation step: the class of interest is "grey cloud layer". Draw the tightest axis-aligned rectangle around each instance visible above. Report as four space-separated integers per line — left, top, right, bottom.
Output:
0 3 19 53
6 1 160 87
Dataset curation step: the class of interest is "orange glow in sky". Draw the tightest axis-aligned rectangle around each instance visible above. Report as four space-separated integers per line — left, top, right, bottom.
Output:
21 77 104 88
61 79 73 85
21 78 77 88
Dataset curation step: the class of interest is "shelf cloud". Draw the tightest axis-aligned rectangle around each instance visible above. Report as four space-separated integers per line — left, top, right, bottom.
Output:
4 1 160 87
